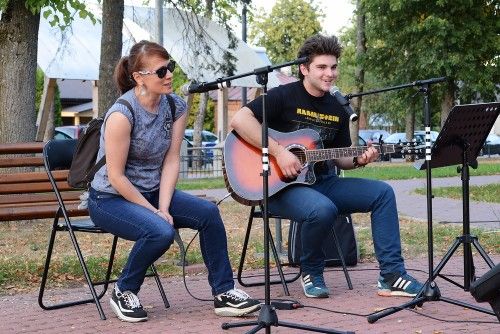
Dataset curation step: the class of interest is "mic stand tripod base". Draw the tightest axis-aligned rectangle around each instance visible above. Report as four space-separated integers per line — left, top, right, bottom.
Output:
368 280 441 323
222 304 355 334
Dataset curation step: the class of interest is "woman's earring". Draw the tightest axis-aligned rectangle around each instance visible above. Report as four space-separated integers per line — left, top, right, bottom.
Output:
140 85 147 96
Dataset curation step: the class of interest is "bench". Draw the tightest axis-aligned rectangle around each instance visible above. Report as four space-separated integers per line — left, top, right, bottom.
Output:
0 141 85 221
0 140 218 319
0 141 203 262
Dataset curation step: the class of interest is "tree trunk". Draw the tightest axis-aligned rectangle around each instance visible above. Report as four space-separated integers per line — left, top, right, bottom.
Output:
193 92 209 168
191 0 215 167
0 1 40 143
440 81 455 127
98 0 124 116
351 0 366 145
405 104 416 162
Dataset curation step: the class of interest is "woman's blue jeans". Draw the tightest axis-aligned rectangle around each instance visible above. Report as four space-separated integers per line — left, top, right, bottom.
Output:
88 188 234 296
267 173 406 278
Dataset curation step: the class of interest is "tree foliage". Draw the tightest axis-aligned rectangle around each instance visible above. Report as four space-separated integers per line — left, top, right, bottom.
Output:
360 0 499 130
0 0 95 143
22 0 96 27
249 0 323 67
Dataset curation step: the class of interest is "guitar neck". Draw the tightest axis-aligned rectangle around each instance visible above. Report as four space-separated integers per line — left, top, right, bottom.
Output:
305 144 395 162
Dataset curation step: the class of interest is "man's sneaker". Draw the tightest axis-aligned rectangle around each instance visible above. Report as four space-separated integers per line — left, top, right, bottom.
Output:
301 273 330 298
110 285 148 322
214 288 261 316
377 273 423 297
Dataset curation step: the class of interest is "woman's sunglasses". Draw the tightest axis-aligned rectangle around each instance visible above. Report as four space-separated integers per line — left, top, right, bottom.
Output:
138 61 176 79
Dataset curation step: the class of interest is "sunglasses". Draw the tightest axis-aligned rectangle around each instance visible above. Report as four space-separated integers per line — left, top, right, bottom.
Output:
138 61 176 79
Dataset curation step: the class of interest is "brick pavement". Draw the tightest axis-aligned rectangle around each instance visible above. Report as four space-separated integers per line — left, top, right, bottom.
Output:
0 257 498 333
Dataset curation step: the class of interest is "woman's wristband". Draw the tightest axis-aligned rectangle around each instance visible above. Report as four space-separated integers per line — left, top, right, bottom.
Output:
153 209 161 214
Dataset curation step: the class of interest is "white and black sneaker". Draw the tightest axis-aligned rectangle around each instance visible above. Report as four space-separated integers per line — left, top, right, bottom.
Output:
110 285 148 322
214 288 261 317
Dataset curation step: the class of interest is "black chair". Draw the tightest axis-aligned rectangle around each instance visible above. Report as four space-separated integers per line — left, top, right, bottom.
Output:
38 139 169 320
237 205 353 296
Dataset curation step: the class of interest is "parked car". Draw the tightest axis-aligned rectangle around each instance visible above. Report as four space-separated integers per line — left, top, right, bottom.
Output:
54 125 87 139
381 131 439 160
482 133 500 156
184 129 219 166
359 129 391 143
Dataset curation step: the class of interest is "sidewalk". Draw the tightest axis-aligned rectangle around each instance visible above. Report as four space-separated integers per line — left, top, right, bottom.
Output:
189 174 500 230
0 257 497 333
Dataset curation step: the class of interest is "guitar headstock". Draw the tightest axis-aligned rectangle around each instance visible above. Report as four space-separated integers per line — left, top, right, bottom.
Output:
394 141 426 158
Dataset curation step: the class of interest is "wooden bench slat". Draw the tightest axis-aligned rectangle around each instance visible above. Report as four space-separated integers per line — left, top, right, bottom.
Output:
0 156 44 168
0 170 68 184
0 199 81 209
0 192 82 205
0 142 44 154
0 181 73 194
0 203 88 221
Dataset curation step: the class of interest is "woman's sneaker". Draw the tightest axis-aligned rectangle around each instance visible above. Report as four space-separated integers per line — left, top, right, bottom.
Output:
110 285 148 322
301 273 330 298
377 273 423 297
214 288 261 316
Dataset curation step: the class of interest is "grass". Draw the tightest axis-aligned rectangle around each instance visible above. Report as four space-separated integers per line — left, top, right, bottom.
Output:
0 202 498 295
0 158 497 295
342 158 500 180
414 183 500 203
176 159 500 190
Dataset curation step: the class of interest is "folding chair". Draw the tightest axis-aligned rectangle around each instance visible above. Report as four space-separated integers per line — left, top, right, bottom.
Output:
237 206 353 295
38 139 169 320
236 166 354 295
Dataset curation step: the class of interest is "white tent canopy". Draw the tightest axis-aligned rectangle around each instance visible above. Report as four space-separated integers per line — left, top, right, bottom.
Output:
124 6 281 88
37 5 279 87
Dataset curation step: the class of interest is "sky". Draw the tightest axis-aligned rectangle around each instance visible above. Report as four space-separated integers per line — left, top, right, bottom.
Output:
123 0 356 38
249 0 356 36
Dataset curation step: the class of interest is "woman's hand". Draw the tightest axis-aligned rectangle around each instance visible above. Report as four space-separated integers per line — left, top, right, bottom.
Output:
156 210 174 226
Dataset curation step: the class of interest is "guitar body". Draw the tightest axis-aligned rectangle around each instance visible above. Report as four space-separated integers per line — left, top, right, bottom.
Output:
223 128 322 205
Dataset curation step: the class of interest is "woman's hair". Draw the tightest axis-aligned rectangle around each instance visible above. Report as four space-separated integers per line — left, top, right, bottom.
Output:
114 40 171 94
297 34 343 80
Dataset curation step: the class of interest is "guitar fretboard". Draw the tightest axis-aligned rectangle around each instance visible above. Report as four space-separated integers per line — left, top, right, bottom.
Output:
304 145 396 162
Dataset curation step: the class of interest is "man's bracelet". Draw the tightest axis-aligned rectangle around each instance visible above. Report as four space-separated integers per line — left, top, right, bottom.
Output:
353 156 365 168
153 209 161 214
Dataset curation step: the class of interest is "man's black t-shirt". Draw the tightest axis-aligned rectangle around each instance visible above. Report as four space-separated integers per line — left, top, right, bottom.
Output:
246 81 351 149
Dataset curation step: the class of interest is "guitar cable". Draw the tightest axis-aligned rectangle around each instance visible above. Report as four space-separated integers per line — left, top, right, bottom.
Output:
178 195 498 324
180 231 498 324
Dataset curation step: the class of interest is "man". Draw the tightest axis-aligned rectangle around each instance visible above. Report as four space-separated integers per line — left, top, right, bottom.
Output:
230 34 422 298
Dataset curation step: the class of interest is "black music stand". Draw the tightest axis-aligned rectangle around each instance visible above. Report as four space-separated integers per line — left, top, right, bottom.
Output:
369 102 499 323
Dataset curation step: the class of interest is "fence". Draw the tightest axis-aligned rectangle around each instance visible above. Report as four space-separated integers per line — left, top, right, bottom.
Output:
179 146 224 179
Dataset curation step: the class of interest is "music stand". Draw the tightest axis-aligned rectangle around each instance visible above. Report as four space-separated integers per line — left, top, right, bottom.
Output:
369 102 499 323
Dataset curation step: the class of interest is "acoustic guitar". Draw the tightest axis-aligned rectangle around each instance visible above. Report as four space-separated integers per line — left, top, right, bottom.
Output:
223 128 423 205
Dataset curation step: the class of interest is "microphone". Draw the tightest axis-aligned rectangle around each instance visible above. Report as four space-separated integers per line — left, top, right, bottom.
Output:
187 80 231 94
330 86 358 122
413 76 447 86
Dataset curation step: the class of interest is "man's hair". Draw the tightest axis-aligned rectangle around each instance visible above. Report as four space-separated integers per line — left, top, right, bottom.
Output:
297 34 342 80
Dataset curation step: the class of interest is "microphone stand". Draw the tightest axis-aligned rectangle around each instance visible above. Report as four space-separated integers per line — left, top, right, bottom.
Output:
221 59 352 334
347 77 495 322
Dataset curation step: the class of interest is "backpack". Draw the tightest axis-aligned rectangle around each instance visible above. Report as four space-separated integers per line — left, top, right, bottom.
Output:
288 214 359 267
67 95 176 188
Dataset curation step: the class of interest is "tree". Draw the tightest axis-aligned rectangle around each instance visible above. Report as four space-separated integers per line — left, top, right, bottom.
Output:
363 0 499 129
0 0 94 144
249 0 323 68
350 0 366 145
98 0 124 117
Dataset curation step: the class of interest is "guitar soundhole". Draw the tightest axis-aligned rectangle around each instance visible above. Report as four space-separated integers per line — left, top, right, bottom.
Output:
289 146 307 166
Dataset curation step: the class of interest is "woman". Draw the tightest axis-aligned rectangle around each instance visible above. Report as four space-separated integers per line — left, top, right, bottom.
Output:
88 40 260 323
